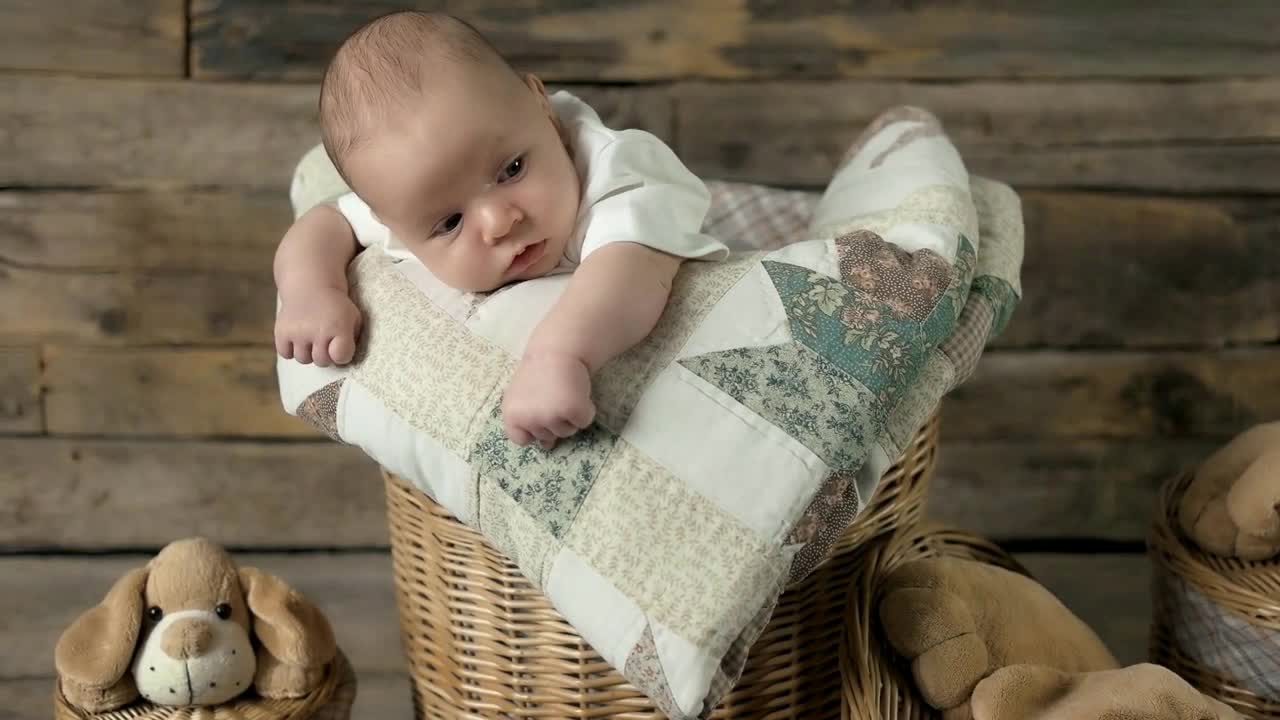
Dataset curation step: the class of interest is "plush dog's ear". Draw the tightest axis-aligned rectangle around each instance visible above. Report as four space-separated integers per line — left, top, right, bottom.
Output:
55 566 149 711
239 567 337 668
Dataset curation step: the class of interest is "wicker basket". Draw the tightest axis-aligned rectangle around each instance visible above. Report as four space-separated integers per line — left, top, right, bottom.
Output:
53 651 356 720
382 412 940 719
839 524 1026 720
1148 471 1280 719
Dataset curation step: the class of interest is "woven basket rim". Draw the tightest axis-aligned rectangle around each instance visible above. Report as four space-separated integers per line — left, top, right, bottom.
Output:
53 650 352 720
1149 471 1280 628
840 523 1026 720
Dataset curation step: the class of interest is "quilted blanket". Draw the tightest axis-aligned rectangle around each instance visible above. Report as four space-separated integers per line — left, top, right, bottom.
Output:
277 106 1024 718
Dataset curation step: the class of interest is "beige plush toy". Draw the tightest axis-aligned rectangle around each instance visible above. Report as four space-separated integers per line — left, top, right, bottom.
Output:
1178 421 1280 561
55 538 337 713
879 557 1242 719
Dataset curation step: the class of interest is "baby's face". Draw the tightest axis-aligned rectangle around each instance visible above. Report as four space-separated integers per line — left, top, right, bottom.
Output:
345 66 580 292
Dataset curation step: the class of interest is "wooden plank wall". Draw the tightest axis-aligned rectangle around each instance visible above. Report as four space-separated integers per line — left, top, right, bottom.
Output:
3 1 1278 715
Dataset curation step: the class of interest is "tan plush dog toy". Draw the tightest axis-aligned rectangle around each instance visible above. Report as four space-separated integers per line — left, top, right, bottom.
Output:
1178 420 1280 560
55 538 337 713
879 558 1242 719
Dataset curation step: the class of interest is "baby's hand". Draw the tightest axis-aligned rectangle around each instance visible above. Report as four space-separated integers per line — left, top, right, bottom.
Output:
502 351 596 450
275 288 362 367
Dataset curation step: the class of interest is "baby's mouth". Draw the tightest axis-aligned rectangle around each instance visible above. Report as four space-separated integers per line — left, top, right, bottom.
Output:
508 240 547 275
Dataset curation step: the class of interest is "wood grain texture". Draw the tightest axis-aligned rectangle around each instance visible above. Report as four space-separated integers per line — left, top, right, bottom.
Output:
995 193 1280 349
1016 553 1152 667
33 345 1278 442
0 0 184 76
674 79 1280 191
0 434 1216 548
0 75 671 190
0 439 381 550
929 438 1217 543
2 191 1276 348
0 553 403 680
0 190 289 272
0 551 1152 692
0 265 276 346
0 347 41 434
189 0 1280 81
6 74 1280 193
41 347 315 438
943 349 1280 441
1 673 411 720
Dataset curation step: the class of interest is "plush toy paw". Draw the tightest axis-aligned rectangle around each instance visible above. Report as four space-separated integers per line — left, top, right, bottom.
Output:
970 663 1243 720
59 673 140 714
1178 421 1280 561
878 558 1117 720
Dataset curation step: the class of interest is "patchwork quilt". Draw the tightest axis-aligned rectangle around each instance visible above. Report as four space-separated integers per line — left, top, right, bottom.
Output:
277 106 1024 718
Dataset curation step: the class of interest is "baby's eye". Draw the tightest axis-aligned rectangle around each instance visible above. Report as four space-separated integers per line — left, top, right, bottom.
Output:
499 156 525 182
431 213 463 237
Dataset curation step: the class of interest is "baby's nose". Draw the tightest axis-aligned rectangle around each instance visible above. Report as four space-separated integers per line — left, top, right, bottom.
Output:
160 618 215 659
479 202 523 245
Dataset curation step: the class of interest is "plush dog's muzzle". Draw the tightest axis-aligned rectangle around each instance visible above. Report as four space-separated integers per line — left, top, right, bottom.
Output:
132 609 257 706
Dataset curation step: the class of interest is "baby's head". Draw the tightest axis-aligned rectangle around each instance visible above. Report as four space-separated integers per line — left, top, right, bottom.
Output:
320 12 580 291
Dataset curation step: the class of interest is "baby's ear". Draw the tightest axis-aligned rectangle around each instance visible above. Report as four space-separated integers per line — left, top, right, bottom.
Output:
55 566 149 708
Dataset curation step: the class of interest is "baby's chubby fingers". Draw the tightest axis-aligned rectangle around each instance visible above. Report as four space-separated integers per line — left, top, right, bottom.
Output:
293 340 314 365
311 338 333 367
329 334 357 366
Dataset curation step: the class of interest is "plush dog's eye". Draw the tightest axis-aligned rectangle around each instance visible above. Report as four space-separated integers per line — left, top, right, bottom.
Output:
146 606 163 621
215 603 232 620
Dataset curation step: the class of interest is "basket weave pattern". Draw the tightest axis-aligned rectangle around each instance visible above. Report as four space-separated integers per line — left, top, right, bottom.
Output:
1148 472 1280 719
53 652 356 720
839 525 1026 720
383 413 940 719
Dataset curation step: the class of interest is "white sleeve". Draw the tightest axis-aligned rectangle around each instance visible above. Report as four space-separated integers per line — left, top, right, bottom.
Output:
334 192 417 261
572 132 729 264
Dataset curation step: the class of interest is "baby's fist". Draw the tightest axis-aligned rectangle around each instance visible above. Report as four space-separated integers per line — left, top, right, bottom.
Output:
275 288 362 367
502 352 596 450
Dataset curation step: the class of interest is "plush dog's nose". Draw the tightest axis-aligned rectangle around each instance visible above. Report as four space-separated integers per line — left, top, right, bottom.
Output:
160 617 215 659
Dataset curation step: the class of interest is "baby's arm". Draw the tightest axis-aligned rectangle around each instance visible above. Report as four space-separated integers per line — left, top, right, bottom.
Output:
273 204 363 366
502 242 680 448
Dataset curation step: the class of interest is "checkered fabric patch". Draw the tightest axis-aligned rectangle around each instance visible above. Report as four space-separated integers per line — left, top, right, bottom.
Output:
703 180 820 252
1164 571 1280 699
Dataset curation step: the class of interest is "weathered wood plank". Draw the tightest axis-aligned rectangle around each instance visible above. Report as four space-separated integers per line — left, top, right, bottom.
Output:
1015 553 1151 667
0 191 289 272
1 0 184 77
0 439 381 550
996 193 1280 349
0 673 412 720
0 434 1216 548
0 265 276 346
7 75 1280 193
2 191 1277 348
0 75 671 190
0 347 41 434
189 0 1280 82
944 349 1280 441
675 80 1280 191
42 348 315 438
0 553 403 680
0 551 1150 693
36 344 1280 441
928 439 1218 543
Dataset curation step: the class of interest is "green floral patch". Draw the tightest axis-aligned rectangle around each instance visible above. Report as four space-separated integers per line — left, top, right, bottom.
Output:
469 404 618 539
763 234 976 408
679 343 880 473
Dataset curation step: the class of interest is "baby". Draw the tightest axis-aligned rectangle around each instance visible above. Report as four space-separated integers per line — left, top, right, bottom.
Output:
273 11 726 449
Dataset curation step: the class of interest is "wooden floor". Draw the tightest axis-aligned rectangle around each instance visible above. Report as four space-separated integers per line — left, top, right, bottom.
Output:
3 1 1277 718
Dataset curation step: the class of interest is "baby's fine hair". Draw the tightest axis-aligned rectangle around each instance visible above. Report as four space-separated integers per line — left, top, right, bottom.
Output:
319 11 515 182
